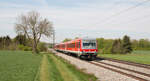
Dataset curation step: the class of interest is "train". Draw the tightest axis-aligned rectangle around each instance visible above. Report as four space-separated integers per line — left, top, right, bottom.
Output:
54 38 98 60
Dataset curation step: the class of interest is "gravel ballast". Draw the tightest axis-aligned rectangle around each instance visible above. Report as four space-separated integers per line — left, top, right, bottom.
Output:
53 51 139 81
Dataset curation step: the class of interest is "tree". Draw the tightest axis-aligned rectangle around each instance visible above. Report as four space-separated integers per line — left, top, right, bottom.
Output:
96 38 114 54
62 38 72 42
15 11 53 53
111 39 122 54
0 36 11 49
14 34 27 46
122 35 132 54
5 35 11 47
131 39 138 50
75 37 79 39
0 37 3 49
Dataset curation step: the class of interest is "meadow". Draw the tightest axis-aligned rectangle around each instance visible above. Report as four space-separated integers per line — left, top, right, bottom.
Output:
0 51 97 81
0 51 42 81
99 50 150 65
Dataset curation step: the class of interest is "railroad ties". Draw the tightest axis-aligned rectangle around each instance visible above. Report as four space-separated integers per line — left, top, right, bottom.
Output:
90 57 150 81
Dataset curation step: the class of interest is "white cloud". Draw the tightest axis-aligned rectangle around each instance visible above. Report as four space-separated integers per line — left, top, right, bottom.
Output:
0 0 150 43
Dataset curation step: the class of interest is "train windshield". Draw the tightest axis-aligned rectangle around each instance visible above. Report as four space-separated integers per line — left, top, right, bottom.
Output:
82 40 96 49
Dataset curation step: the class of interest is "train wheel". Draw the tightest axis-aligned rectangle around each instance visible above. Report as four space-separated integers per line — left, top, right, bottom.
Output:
90 56 96 61
79 55 84 60
68 53 71 56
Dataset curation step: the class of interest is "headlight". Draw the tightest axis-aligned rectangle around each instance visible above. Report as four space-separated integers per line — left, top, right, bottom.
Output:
82 51 86 54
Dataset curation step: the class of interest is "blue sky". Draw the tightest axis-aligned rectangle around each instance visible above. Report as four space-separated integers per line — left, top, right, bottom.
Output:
0 0 150 43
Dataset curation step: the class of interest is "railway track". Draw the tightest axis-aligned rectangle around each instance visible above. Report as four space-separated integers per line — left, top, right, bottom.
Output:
67 55 150 81
50 49 150 81
89 62 148 81
89 61 150 81
97 57 150 69
90 57 150 81
94 61 150 77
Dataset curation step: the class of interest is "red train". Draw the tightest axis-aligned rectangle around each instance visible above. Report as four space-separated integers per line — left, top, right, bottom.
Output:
54 38 98 60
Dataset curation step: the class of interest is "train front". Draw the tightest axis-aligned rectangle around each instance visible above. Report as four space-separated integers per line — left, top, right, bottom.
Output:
80 38 98 60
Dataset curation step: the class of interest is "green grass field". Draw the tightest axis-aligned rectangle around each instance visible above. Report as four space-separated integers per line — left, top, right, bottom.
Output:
0 51 97 81
0 51 42 81
98 50 150 65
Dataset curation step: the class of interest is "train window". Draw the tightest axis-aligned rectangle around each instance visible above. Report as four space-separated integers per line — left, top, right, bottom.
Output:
68 43 75 48
62 44 65 48
78 42 80 48
72 43 75 48
76 42 80 48
68 43 71 48
76 42 78 48
77 42 80 48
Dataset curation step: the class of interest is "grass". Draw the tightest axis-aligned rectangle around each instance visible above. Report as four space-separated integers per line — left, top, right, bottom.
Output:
36 53 97 81
39 55 51 81
49 54 97 81
131 50 150 54
36 54 64 81
0 51 42 81
98 50 150 65
0 50 97 81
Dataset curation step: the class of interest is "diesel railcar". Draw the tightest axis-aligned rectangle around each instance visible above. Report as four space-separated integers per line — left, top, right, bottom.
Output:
54 38 98 60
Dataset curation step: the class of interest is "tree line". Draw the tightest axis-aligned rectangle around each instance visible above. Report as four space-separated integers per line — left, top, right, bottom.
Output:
0 36 12 50
132 39 150 50
97 35 150 54
0 35 47 52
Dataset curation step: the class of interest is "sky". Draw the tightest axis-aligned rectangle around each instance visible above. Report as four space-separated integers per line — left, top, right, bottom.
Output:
0 0 150 43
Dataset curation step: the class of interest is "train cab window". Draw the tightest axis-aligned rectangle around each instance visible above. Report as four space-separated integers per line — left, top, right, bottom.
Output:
82 40 96 49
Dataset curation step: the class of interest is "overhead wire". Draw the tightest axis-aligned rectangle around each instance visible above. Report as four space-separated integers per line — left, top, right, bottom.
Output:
84 0 150 27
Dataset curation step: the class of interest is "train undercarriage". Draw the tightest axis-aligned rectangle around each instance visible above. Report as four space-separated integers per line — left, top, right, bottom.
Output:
56 49 97 60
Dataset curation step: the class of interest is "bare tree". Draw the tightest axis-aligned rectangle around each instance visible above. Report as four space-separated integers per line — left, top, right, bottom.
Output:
15 11 53 53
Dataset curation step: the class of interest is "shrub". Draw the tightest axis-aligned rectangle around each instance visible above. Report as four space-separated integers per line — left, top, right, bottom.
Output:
38 42 47 52
17 45 32 51
18 45 25 50
24 46 32 51
8 43 17 50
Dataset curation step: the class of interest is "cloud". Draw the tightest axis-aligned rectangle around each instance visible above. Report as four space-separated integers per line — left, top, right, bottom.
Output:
0 0 150 43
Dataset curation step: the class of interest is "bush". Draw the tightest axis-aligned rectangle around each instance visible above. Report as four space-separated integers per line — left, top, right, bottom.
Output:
18 45 24 50
17 45 32 51
38 42 47 52
97 38 113 54
24 46 32 51
8 44 17 50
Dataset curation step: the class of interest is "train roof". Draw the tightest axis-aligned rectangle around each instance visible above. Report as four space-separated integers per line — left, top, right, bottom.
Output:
55 38 96 46
64 38 96 43
82 38 96 40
